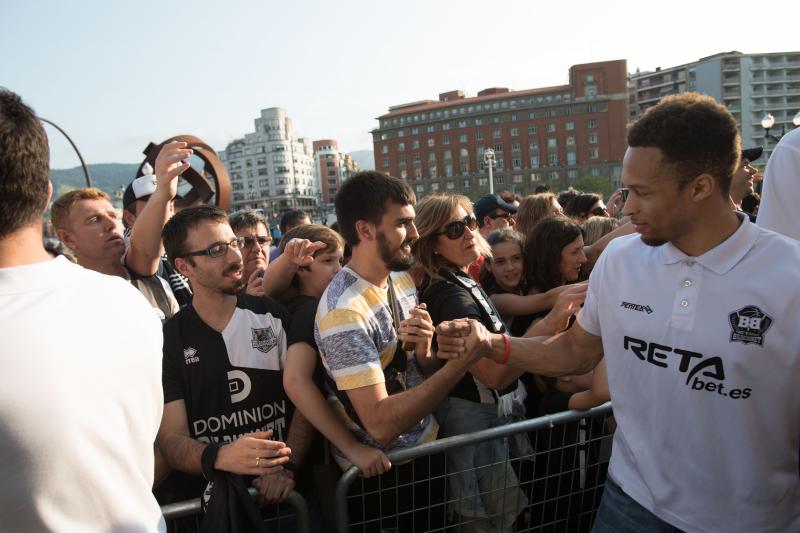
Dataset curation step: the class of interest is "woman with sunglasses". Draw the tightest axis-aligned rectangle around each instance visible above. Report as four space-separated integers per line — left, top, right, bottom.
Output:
413 195 580 531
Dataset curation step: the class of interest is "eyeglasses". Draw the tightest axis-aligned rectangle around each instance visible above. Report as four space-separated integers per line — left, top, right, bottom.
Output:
488 212 513 220
433 214 478 240
181 237 245 258
242 236 272 248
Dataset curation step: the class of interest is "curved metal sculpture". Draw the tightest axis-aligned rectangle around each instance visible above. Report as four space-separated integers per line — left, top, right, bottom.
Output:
135 135 232 212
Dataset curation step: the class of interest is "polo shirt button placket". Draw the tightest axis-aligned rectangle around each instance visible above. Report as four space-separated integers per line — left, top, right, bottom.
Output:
671 260 700 328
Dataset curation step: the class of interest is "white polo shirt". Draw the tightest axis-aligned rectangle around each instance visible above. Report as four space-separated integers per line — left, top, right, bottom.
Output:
577 216 800 533
757 127 800 241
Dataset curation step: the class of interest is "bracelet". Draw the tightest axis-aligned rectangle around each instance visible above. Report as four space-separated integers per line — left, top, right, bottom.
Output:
201 443 220 481
499 333 511 365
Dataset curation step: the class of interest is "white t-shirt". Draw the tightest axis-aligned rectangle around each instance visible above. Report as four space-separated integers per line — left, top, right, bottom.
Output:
577 218 800 533
0 257 165 532
757 127 800 241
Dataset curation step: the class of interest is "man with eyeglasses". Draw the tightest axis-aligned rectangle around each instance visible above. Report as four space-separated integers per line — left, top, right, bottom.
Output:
229 209 273 297
157 206 315 516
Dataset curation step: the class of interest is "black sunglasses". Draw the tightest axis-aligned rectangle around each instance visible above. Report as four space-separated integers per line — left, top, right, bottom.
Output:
242 236 272 248
181 237 244 258
433 214 478 240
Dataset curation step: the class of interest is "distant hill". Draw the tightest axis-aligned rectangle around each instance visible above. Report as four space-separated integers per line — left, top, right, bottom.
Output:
348 150 374 171
50 163 139 199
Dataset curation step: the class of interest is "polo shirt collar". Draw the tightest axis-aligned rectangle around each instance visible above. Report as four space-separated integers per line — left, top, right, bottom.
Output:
659 213 759 275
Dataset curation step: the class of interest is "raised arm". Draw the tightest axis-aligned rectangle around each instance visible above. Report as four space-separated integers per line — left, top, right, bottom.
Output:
437 318 604 377
262 239 326 299
126 142 191 276
490 282 587 317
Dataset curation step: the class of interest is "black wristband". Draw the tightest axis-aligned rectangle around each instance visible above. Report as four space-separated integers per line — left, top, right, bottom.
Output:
201 443 220 481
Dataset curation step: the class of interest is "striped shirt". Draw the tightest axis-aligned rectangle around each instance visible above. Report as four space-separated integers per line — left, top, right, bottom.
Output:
314 266 438 468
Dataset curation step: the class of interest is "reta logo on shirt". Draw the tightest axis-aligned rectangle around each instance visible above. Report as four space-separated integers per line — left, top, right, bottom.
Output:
623 336 752 400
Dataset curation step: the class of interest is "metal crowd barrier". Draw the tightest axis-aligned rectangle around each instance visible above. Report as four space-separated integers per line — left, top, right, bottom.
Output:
335 402 614 533
160 487 310 533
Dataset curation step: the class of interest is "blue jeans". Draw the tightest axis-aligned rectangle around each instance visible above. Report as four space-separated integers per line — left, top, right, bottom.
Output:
592 478 684 533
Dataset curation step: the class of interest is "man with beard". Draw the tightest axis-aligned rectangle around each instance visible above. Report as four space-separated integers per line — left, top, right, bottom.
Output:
314 171 485 531
436 94 800 533
157 206 315 513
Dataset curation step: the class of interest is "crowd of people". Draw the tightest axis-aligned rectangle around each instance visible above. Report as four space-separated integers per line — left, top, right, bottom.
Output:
2 86 799 533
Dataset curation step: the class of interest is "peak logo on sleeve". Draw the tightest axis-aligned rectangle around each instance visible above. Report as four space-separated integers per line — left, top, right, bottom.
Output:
728 306 772 346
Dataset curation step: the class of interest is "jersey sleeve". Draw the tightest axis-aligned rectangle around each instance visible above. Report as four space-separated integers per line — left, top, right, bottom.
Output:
287 298 318 350
316 307 385 391
576 250 606 336
161 317 185 404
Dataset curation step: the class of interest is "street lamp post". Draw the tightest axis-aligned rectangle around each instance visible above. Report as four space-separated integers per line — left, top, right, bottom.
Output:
39 117 92 188
483 148 496 194
761 111 800 143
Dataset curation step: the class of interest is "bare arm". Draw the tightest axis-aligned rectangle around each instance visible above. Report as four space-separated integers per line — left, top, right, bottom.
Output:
567 358 609 410
490 285 574 316
346 354 479 446
584 221 634 268
437 319 604 377
126 142 191 276
283 342 391 477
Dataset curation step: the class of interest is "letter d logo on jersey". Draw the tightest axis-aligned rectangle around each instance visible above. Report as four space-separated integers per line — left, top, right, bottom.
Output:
728 305 772 346
227 370 251 403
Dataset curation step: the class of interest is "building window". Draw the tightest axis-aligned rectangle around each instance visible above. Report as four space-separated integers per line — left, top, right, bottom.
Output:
443 136 450 144
445 164 453 177
510 128 519 137
398 142 405 152
430 165 438 178
413 154 421 163
458 120 467 128
588 133 598 144
513 174 523 183
442 123 451 130
528 126 538 134
512 158 522 169
475 118 483 126
511 114 518 122
444 150 452 160
459 134 468 143
511 142 521 152
495 175 505 184
380 133 389 140
589 148 599 159
398 129 405 137
460 162 469 174
530 155 540 168
381 145 388 154
400 169 408 178
258 168 268 176
427 125 435 133
431 182 439 192
492 116 501 124
412 140 420 149
428 152 436 162
446 181 455 190
493 143 503 152
567 169 578 179
548 153 559 166
463 179 471 188
549 171 559 180
415 184 424 193
587 119 598 128
591 167 601 176
547 123 556 132
414 168 423 179
530 173 541 182
566 136 575 146
547 138 557 149
566 151 577 165
565 121 575 130
427 138 435 147
492 129 502 139
475 132 484 141
411 127 419 135
382 158 389 167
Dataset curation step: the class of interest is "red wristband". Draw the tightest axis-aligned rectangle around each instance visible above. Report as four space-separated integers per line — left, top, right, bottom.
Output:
499 333 511 365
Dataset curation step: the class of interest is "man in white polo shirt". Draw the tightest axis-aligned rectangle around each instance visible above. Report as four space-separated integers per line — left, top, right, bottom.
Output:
436 93 800 532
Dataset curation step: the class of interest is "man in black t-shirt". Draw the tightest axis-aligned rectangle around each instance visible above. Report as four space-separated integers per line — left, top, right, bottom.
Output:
157 206 314 506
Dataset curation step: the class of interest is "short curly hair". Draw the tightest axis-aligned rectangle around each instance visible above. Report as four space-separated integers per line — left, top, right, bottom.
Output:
627 93 740 195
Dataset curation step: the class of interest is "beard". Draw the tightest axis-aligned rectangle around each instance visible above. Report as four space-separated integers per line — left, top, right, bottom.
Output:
640 236 667 247
220 262 247 295
377 231 415 272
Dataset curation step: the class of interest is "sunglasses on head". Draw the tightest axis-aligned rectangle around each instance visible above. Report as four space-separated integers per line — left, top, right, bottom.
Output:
433 214 478 240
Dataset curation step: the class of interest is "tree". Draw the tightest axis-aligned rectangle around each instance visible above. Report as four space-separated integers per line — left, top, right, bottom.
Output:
571 175 614 199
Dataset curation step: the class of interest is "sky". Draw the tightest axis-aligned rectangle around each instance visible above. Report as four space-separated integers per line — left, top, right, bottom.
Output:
2 0 799 169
